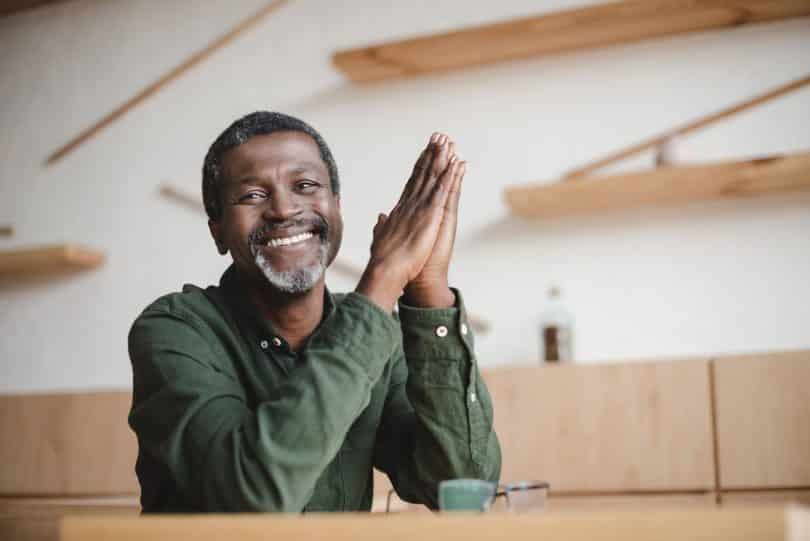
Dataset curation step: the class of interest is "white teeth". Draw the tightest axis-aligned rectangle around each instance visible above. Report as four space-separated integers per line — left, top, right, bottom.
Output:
266 232 314 248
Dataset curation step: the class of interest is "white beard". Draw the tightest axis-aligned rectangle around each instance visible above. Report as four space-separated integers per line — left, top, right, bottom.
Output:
253 241 329 293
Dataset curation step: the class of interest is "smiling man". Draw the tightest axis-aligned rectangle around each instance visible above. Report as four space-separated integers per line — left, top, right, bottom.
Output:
128 112 501 513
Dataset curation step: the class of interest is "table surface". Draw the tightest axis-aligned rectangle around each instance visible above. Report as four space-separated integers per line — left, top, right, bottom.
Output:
56 505 810 541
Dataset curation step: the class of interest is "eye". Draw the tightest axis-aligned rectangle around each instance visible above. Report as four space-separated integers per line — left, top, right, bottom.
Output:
237 191 267 203
296 180 321 192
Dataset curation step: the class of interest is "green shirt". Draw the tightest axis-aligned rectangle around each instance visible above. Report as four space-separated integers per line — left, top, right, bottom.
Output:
128 265 501 512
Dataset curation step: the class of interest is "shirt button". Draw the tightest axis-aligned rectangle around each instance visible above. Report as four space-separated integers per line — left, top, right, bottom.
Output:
461 323 469 336
271 337 283 347
435 325 448 338
470 392 477 403
259 340 269 350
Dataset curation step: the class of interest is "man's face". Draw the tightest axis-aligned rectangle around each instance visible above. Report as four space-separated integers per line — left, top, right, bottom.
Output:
209 131 342 293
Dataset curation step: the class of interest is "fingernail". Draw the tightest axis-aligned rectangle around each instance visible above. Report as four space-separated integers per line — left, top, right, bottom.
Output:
439 134 447 145
430 133 438 143
450 155 457 164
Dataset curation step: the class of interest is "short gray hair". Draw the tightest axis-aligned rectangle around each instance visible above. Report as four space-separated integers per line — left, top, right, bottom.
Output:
202 111 339 221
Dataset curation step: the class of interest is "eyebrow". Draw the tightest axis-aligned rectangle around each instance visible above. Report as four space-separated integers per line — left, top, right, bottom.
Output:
233 162 326 185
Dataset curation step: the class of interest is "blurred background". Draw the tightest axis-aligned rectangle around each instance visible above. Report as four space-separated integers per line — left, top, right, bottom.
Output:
1 0 809 394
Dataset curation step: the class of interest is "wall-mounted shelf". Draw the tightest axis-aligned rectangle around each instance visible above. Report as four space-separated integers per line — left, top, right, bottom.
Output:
332 1 810 83
504 152 810 219
0 244 105 278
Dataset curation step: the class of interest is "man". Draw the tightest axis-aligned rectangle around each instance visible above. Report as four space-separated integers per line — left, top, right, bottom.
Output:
128 112 501 513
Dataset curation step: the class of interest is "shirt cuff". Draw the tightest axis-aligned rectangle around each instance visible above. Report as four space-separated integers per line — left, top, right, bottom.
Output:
397 288 475 383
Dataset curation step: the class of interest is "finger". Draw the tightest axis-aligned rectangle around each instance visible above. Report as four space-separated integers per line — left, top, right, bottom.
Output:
373 212 388 237
446 160 465 215
417 136 452 202
414 133 446 195
396 134 440 210
428 157 458 213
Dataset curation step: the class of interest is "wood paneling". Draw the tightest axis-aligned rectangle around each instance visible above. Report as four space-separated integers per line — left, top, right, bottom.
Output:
333 1 810 83
547 493 717 512
720 490 810 507
504 152 810 219
482 360 716 492
0 392 138 496
61 509 787 541
0 497 138 541
714 351 810 489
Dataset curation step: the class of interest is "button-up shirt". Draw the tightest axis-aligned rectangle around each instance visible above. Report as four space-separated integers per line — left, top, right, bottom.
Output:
128 265 501 512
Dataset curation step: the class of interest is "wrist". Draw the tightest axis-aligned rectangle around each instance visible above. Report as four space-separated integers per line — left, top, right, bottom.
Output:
403 280 455 309
355 260 407 313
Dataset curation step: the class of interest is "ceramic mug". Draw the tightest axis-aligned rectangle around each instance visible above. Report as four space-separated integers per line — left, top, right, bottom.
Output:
438 479 497 512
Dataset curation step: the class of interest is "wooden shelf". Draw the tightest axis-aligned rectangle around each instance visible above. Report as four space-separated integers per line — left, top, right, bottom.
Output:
0 244 105 278
504 151 810 219
332 1 810 83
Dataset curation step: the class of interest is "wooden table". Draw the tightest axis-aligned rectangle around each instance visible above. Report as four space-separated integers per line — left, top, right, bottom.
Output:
51 506 809 541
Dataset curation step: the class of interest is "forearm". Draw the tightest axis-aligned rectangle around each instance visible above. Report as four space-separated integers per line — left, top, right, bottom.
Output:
376 291 501 508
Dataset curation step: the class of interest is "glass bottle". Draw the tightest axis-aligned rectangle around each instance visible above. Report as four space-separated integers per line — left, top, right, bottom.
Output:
539 286 573 363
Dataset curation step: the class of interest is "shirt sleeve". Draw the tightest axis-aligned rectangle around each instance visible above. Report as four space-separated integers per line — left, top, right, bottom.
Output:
128 292 398 512
373 289 502 509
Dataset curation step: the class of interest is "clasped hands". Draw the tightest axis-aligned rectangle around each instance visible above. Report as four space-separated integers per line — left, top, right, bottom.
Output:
357 133 466 312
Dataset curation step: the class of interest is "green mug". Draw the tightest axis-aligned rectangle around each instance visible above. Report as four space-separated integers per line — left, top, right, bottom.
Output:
438 479 497 512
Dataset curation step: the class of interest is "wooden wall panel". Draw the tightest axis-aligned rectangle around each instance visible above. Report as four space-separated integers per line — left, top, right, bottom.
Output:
713 351 810 489
547 493 717 512
482 360 716 492
0 391 138 496
0 497 139 541
720 490 810 507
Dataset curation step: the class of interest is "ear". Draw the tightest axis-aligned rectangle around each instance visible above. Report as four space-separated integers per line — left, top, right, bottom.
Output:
208 219 228 255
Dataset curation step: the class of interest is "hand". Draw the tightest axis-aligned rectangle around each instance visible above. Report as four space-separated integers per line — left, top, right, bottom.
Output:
404 139 466 308
356 133 457 312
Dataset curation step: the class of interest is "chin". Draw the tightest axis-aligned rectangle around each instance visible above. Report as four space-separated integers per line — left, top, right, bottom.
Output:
254 250 325 294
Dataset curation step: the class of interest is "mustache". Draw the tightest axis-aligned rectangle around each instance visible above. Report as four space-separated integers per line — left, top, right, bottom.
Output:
248 216 329 246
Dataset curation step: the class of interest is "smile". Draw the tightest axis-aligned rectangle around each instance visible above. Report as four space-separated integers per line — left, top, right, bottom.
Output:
266 231 314 248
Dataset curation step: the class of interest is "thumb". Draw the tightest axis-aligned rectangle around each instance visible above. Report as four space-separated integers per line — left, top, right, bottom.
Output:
373 213 388 236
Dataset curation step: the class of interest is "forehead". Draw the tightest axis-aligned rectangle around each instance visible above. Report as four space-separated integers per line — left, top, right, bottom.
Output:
221 131 327 182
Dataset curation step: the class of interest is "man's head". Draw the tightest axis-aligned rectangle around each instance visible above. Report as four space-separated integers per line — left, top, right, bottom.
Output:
203 112 343 293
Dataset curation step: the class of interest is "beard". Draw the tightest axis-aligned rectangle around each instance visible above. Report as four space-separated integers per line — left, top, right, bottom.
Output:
253 240 329 294
247 216 331 294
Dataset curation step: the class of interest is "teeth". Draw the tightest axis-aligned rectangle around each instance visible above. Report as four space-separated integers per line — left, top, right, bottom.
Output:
267 232 313 248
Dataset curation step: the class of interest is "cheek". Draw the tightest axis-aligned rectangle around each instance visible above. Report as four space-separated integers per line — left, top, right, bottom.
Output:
222 211 258 244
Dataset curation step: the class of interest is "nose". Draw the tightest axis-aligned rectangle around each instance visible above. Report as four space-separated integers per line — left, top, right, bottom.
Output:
262 189 302 223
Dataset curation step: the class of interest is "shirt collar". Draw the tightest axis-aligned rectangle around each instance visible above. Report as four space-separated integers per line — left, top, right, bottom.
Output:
218 264 337 346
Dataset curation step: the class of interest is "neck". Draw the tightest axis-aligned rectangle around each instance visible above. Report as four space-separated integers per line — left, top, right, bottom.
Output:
239 269 326 352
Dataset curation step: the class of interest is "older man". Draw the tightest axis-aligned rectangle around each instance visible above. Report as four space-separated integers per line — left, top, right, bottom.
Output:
128 112 501 512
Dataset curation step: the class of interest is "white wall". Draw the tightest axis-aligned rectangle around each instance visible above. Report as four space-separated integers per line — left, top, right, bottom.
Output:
1 0 809 393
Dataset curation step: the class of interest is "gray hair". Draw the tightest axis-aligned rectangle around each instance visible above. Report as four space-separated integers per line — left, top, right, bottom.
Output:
202 111 340 222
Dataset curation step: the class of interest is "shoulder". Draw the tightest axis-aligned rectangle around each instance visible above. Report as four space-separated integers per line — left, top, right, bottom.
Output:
130 282 230 346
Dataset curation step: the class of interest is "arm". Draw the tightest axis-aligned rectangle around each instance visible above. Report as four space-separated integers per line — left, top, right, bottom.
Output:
365 134 499 508
128 292 398 512
373 292 501 509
